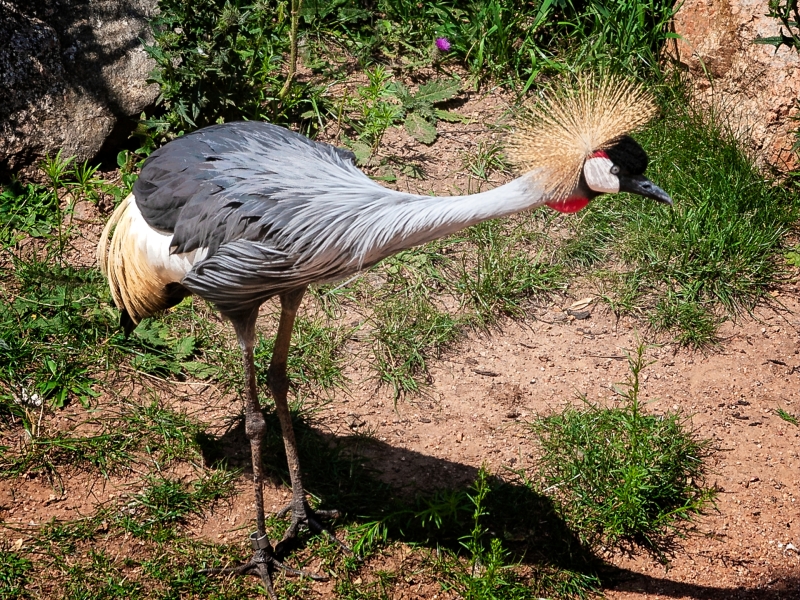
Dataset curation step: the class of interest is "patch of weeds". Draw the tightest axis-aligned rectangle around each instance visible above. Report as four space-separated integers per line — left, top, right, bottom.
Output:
0 151 119 247
30 514 255 598
135 539 257 598
123 399 207 463
58 548 143 599
0 429 137 483
145 0 330 137
461 140 509 183
255 313 348 394
553 0 676 75
349 461 601 599
364 244 466 395
0 179 59 245
334 567 397 599
775 407 799 426
121 316 218 379
122 471 237 540
344 70 463 164
447 468 535 600
458 219 564 324
460 469 600 600
342 65 404 163
650 291 723 348
785 246 800 267
38 514 109 554
363 223 561 394
0 549 32 600
386 77 463 144
531 344 716 553
0 258 114 417
371 288 463 396
1 399 214 481
356 466 600 599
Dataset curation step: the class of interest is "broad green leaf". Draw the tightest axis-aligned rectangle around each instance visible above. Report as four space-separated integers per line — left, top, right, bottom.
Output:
174 336 196 361
411 103 435 121
404 113 438 144
387 81 412 106
400 163 425 179
433 108 469 123
414 78 460 104
182 361 220 379
347 140 373 166
134 320 170 348
785 250 800 267
372 166 397 182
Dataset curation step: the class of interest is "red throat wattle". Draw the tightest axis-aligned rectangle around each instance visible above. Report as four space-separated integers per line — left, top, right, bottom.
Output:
545 196 590 213
545 150 607 213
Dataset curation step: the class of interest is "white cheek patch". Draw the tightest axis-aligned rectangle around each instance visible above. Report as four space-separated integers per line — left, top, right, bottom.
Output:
583 156 620 193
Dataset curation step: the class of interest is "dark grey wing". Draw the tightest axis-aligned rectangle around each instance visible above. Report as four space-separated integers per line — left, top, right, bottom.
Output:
132 120 394 316
133 121 357 257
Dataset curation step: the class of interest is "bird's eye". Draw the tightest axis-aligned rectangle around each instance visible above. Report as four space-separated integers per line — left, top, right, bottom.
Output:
610 165 620 175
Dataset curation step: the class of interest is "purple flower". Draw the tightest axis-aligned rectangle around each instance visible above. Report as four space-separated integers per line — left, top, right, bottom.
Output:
435 37 451 52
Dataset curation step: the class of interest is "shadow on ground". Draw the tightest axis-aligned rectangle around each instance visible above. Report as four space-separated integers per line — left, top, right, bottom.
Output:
607 567 800 599
201 407 800 599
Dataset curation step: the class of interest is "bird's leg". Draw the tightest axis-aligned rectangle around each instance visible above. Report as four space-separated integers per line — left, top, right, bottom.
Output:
268 287 349 555
201 306 324 596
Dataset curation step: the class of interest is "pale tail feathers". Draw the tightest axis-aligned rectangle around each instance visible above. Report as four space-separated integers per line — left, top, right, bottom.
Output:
97 194 181 326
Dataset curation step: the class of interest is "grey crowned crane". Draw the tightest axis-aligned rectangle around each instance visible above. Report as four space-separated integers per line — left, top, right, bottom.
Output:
97 74 671 596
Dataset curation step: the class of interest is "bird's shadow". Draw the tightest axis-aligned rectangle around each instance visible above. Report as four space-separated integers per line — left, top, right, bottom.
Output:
198 408 800 599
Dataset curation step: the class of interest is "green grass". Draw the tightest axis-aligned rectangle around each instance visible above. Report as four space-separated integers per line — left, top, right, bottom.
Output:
371 286 464 396
255 313 348 393
775 407 799 426
531 345 716 553
0 257 112 421
1 395 606 599
457 219 564 324
0 550 33 600
560 85 800 346
143 0 679 144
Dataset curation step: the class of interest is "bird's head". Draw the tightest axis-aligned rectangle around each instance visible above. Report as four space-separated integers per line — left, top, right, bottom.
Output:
506 73 672 213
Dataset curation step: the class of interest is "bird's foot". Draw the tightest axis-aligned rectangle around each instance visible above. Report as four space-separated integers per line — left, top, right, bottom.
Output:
202 532 327 599
275 499 353 556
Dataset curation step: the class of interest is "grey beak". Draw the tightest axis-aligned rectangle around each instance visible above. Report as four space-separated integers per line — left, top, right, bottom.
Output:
619 174 673 205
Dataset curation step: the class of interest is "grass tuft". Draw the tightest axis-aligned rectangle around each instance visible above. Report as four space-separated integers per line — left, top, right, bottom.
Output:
531 344 716 552
458 219 564 324
775 407 799 426
255 314 348 394
0 550 33 600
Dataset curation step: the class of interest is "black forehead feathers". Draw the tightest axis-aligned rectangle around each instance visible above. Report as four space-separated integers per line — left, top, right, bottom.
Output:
605 135 649 175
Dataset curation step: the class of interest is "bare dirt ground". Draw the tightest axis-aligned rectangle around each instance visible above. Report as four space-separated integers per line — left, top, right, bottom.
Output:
2 83 800 598
4 293 799 598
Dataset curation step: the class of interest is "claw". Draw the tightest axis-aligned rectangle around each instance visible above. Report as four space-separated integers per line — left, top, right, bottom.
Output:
274 499 354 557
201 532 328 597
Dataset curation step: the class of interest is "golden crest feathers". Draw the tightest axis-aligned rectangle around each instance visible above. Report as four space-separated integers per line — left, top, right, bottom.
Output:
506 72 657 198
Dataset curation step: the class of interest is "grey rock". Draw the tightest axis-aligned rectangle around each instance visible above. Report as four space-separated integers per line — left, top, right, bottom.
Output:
0 0 159 176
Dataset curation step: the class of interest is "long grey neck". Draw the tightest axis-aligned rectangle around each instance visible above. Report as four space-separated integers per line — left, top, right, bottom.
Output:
350 174 550 265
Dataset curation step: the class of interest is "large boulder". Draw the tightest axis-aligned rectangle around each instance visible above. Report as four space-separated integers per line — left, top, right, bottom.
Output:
672 0 800 171
0 0 159 176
